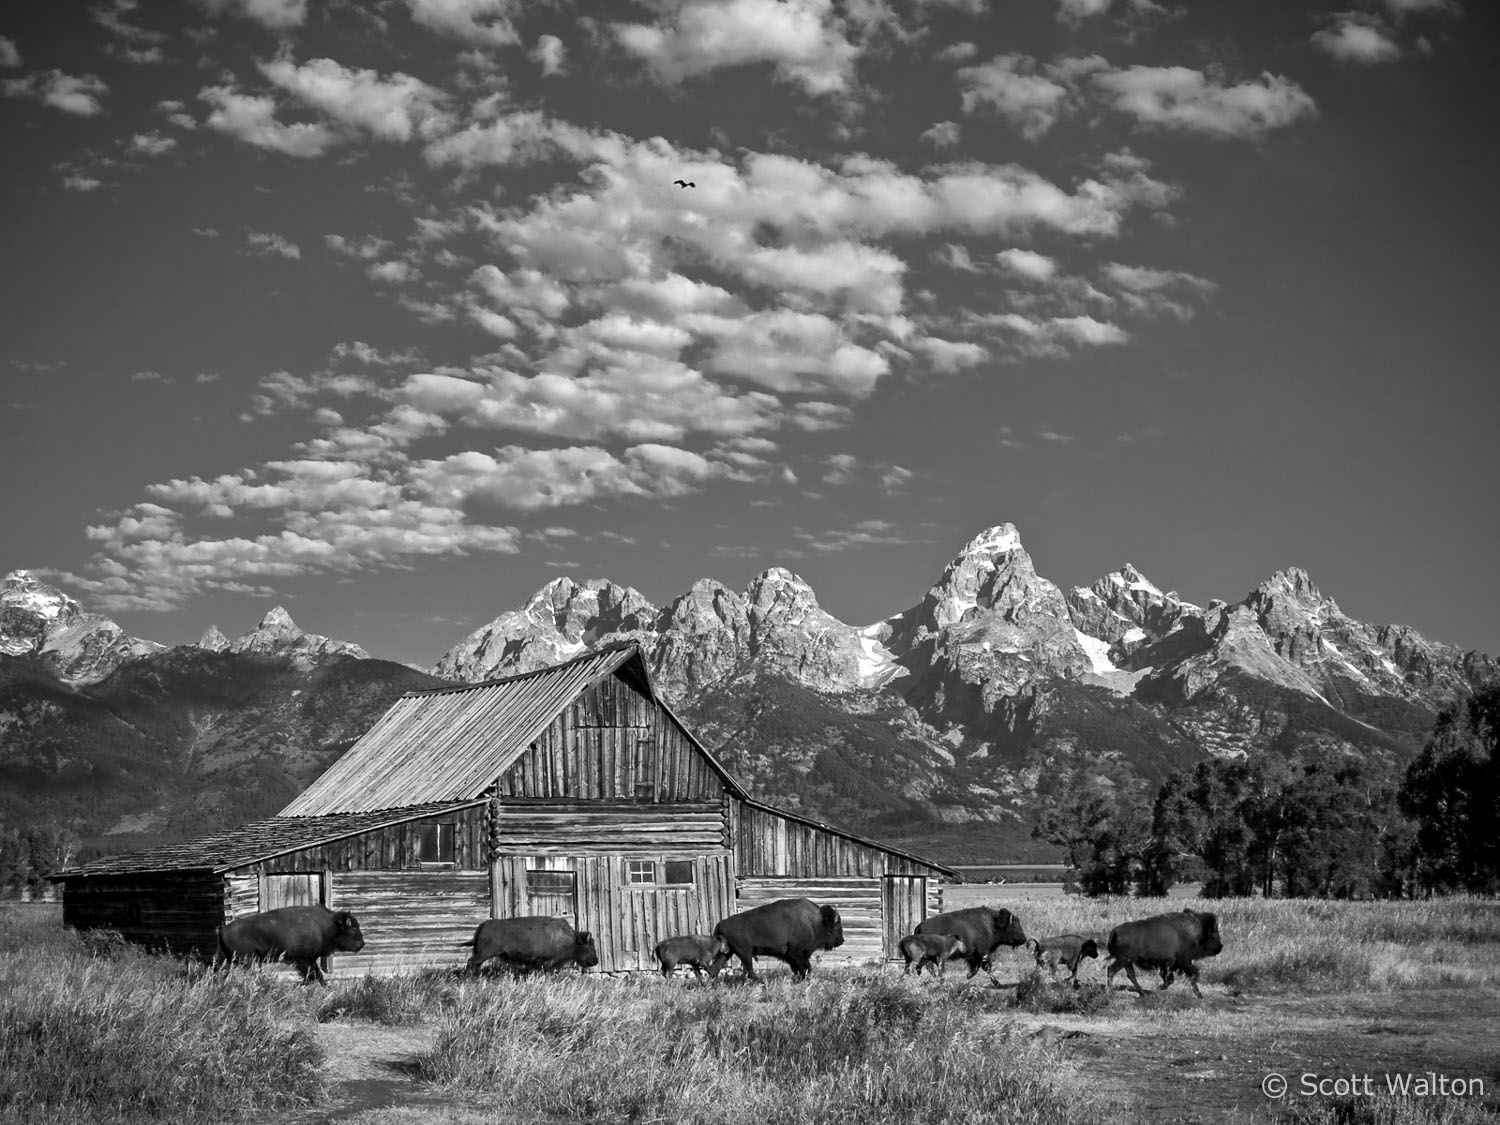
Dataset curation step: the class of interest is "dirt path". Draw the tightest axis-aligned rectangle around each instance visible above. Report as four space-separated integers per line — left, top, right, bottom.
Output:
285 1023 444 1123
1023 987 1500 1123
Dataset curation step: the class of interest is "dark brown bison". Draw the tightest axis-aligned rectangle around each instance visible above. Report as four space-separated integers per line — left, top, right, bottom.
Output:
898 932 968 977
1030 934 1100 988
462 916 599 975
710 898 844 981
1106 910 1222 998
653 934 731 980
915 906 1027 981
216 905 365 985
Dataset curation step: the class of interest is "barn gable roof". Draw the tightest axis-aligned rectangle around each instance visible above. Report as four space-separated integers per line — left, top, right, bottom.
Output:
278 643 746 817
739 798 957 879
56 799 485 878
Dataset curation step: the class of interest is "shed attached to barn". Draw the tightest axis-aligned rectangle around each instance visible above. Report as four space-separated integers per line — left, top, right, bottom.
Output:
55 643 954 976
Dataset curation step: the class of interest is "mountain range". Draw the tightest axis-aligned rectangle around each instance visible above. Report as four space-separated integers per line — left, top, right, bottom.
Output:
2 526 1493 864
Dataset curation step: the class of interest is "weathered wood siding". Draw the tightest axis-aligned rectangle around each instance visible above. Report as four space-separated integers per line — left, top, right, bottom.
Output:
327 871 489 977
250 805 488 873
59 874 223 957
498 676 721 802
731 800 942 879
489 800 728 853
491 852 735 972
732 877 885 966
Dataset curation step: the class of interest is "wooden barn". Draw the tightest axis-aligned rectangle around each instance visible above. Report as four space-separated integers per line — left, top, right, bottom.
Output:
54 643 954 977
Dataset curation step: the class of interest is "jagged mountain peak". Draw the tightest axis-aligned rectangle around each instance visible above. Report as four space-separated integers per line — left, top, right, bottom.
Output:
958 523 1024 559
1255 566 1327 602
2 568 79 621
198 625 229 652
228 606 367 664
1 569 164 681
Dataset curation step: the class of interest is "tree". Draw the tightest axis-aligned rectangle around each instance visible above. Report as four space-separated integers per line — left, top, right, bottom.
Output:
1399 683 1500 893
1153 760 1256 897
1034 775 1159 896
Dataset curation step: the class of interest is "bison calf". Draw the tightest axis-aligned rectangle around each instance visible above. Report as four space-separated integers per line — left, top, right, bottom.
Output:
1106 910 1223 998
899 932 968 978
216 905 365 985
654 934 730 980
463 916 599 976
1030 934 1099 988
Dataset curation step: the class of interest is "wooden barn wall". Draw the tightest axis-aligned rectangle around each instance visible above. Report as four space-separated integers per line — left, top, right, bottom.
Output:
730 801 940 879
497 674 721 802
324 871 489 977
489 800 727 853
734 877 885 966
491 852 735 973
250 806 488 873
60 874 224 958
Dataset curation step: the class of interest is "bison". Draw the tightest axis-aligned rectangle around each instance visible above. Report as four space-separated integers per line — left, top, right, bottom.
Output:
1029 933 1100 988
463 916 599 976
1106 910 1222 998
710 898 844 982
653 934 731 980
216 905 365 985
915 906 1027 981
898 932 968 978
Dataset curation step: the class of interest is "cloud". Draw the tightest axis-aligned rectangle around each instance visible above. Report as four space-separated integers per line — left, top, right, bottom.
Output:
957 54 1072 139
1381 0 1458 14
613 0 860 96
786 518 927 556
197 0 309 29
1056 0 1111 20
919 120 961 149
259 55 451 142
909 336 988 373
1311 14 1402 63
0 37 20 68
244 230 302 259
3 70 109 116
200 85 337 157
997 248 1058 282
127 131 177 156
1101 261 1216 318
404 0 519 45
63 174 106 192
972 312 1129 357
531 34 566 76
1093 66 1317 139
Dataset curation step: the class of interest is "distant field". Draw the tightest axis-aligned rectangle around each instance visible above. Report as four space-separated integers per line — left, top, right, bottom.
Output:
4 898 1499 1124
953 864 1068 883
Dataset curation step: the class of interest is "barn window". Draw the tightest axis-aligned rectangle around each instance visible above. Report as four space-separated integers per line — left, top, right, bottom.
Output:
526 870 575 894
626 860 656 885
418 822 455 864
634 783 655 802
662 860 695 885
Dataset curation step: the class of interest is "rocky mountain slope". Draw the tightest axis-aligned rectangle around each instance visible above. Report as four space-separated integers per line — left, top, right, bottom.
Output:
2 528 1493 865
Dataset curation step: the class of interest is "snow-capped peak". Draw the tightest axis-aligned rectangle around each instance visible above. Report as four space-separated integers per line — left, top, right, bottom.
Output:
960 524 1022 557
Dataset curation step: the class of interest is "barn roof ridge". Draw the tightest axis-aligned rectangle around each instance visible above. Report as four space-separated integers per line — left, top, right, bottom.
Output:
406 640 645 698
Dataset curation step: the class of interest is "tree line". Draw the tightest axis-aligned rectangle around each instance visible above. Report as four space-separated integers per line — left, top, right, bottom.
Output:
1035 683 1500 899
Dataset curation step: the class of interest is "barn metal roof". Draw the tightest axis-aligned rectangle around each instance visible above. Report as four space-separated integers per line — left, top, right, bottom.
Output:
278 643 746 816
55 800 485 878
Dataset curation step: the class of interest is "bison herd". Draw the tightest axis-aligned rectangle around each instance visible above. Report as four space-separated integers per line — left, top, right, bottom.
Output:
213 900 1223 996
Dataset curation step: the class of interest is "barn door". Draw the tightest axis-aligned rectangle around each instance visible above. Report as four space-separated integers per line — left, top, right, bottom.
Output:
263 872 323 911
882 875 927 960
525 869 577 927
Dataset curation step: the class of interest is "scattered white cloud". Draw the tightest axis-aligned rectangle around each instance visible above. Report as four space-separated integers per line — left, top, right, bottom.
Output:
957 54 1073 140
404 0 519 45
191 226 220 238
197 0 309 29
919 120 961 149
62 173 106 192
909 336 988 373
1056 0 1111 21
244 230 302 259
127 131 177 156
786 518 927 556
0 37 20 68
1311 14 1402 63
997 248 1058 282
613 0 860 97
531 34 566 76
1094 66 1317 139
200 85 337 157
3 70 109 116
1101 261 1216 318
259 55 451 143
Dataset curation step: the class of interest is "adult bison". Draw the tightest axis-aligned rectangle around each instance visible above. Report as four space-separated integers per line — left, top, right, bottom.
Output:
1030 934 1099 988
653 934 730 980
216 905 365 985
710 898 843 982
462 916 599 975
898 932 968 978
1106 910 1222 998
915 906 1027 981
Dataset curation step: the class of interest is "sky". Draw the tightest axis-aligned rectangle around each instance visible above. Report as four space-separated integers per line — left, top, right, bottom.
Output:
2 0 1497 670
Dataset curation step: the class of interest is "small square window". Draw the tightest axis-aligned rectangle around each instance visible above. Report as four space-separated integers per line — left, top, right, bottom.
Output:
418 823 455 864
626 860 656 885
663 860 695 885
634 783 655 803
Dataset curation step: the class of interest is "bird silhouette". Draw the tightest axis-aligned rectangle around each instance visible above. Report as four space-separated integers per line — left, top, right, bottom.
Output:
673 179 696 188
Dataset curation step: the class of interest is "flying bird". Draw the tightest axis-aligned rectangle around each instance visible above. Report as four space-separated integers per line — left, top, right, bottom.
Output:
674 179 696 188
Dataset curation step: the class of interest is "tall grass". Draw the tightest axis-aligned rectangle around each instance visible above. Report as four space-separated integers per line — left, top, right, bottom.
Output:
420 971 1105 1125
945 890 1500 994
0 905 324 1124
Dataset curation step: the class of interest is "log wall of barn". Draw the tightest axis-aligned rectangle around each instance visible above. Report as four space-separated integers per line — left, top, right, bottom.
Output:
730 800 940 879
497 675 722 801
491 851 735 972
734 876 886 966
59 873 224 958
250 806 489 873
489 800 728 852
325 871 489 977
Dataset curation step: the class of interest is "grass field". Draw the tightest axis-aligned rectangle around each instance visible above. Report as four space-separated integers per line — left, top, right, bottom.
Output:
2 896 1498 1125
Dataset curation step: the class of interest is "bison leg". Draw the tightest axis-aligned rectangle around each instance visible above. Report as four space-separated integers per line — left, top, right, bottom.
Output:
293 958 325 985
1182 964 1203 998
1108 958 1147 997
